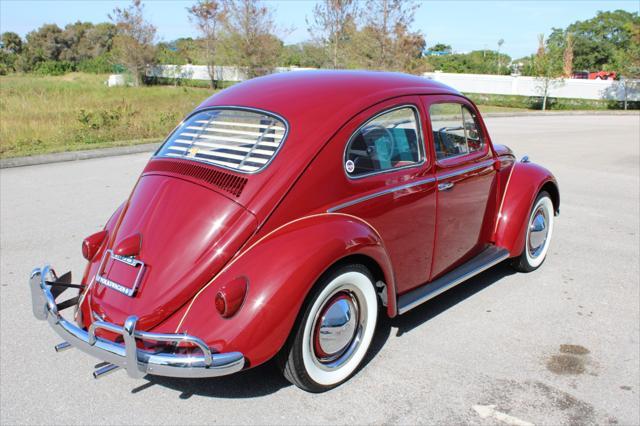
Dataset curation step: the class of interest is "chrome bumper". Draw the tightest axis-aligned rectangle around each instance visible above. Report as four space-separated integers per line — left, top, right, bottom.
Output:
30 265 245 379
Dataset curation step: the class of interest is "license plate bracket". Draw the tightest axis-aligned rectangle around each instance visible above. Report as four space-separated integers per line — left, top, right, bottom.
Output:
96 249 146 297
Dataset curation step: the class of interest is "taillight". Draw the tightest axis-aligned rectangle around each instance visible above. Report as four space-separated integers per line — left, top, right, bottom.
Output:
215 277 248 318
82 230 107 260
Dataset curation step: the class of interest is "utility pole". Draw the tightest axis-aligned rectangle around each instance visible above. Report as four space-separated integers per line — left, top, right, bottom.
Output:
497 39 504 73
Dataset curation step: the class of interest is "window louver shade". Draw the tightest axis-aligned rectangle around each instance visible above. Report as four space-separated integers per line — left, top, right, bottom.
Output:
157 108 287 173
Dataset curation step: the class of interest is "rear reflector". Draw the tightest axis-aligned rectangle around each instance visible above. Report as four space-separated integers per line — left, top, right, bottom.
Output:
215 277 248 318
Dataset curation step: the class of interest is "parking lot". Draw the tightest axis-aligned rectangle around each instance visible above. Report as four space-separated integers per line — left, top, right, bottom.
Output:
1 114 638 425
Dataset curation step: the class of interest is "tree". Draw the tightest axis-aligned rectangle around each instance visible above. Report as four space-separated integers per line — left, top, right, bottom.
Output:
219 0 282 78
562 33 574 77
428 43 451 53
533 34 564 111
109 0 157 86
359 0 420 71
307 0 358 69
280 42 328 68
612 21 640 109
0 32 23 74
23 24 65 66
426 50 511 75
393 23 426 73
1 32 23 54
59 21 95 62
547 10 639 72
83 23 118 58
188 0 225 88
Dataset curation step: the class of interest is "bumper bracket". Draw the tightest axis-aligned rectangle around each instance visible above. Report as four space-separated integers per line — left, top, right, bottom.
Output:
30 265 245 379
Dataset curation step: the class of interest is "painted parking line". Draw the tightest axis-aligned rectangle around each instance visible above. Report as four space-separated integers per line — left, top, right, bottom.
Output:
473 404 534 426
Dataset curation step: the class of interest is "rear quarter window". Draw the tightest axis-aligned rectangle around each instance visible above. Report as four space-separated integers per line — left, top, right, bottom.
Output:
344 106 423 178
157 108 288 173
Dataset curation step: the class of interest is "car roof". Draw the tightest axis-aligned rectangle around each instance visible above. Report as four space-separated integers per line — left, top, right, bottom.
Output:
199 70 460 122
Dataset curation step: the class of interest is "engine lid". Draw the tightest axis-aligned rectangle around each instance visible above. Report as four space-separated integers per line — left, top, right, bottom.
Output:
88 174 257 330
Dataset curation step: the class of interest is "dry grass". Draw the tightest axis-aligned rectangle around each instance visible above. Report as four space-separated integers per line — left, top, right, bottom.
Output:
0 73 213 158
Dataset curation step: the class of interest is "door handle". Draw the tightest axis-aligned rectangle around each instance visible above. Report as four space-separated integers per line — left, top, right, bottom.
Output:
438 182 455 191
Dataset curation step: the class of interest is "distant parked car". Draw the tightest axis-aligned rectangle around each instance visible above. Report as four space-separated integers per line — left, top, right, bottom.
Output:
30 71 559 392
572 70 617 80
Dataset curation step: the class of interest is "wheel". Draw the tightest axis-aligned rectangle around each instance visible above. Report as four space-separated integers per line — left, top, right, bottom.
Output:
511 191 554 272
281 264 379 392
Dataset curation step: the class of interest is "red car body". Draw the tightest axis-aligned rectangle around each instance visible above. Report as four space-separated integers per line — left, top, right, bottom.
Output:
31 71 559 388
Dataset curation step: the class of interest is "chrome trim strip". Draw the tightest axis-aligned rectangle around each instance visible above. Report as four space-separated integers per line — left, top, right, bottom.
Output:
493 163 516 235
437 159 495 181
328 159 494 212
327 176 436 213
30 265 245 379
397 247 509 315
343 104 427 180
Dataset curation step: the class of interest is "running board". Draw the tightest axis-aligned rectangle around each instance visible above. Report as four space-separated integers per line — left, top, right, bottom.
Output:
397 246 510 315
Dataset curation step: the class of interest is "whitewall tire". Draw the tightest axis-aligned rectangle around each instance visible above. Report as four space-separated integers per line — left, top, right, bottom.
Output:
281 264 379 392
512 191 554 272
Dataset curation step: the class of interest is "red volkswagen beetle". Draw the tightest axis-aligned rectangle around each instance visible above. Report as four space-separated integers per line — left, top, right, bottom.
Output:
30 71 559 392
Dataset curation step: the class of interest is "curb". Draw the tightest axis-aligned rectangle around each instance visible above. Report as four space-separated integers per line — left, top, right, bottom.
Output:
1 111 638 169
0 142 161 169
481 110 640 118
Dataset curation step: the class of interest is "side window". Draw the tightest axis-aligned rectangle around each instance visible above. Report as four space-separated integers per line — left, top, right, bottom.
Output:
345 106 422 177
429 103 484 161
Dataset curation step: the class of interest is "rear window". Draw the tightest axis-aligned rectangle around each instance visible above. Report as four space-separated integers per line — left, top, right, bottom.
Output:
157 108 287 173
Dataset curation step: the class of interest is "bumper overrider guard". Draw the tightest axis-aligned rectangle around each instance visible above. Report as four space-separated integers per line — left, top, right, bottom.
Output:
30 265 245 379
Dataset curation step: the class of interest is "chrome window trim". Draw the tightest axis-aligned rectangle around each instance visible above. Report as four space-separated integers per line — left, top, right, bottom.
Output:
437 159 495 180
154 105 290 175
343 104 426 180
327 176 436 213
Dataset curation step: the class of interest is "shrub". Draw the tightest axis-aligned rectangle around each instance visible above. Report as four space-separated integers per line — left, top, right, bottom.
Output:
77 55 114 74
33 60 75 76
466 92 639 110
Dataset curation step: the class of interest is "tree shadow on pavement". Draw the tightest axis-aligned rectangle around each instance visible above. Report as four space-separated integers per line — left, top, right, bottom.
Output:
136 262 514 399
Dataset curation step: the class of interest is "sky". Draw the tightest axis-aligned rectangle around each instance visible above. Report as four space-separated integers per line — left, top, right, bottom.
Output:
1 0 638 59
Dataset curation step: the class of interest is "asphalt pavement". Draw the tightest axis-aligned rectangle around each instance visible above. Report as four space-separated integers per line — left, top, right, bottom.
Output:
1 115 639 425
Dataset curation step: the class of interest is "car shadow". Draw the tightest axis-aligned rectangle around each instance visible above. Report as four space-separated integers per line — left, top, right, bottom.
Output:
135 261 514 398
137 358 292 398
390 261 516 335
360 261 515 367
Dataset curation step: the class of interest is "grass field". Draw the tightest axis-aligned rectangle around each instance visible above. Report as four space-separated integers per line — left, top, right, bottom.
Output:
0 73 527 159
0 73 213 158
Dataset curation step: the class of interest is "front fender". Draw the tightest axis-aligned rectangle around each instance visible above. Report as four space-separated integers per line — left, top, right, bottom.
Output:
493 162 559 256
153 213 394 368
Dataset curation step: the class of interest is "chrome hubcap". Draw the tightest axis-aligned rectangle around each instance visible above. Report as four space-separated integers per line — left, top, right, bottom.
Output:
528 207 548 258
312 291 362 368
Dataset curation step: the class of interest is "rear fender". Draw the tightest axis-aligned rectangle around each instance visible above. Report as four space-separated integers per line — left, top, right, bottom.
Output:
493 162 559 256
153 213 395 368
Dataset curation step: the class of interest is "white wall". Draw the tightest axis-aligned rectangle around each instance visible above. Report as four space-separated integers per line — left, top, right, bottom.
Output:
147 65 639 102
147 64 315 83
423 72 640 101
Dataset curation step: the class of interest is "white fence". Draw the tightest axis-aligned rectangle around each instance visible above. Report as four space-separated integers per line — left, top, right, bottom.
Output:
147 64 315 83
423 72 640 101
147 65 639 102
